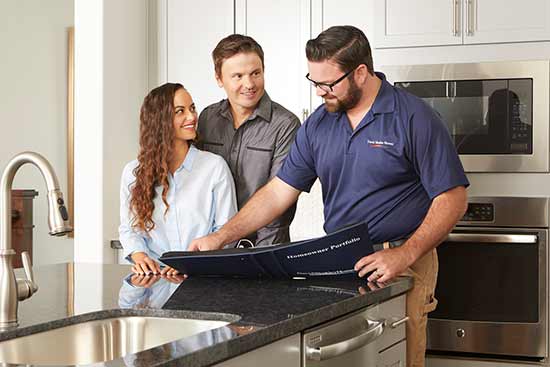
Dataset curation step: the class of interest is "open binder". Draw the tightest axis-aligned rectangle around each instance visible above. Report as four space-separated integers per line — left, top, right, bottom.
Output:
159 222 373 278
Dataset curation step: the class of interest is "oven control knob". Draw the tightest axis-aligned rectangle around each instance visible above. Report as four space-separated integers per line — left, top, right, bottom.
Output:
456 328 466 338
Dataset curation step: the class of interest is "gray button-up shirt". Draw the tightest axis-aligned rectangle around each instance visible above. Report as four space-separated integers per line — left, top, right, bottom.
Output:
197 92 301 246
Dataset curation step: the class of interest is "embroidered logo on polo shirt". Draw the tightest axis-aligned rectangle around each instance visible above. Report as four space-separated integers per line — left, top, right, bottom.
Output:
367 139 394 148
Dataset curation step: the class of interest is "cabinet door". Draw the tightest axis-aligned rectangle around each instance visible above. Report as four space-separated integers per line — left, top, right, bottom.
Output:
464 0 550 44
374 0 463 48
214 334 300 367
240 0 310 121
321 0 372 108
378 340 406 367
242 0 326 241
166 0 234 113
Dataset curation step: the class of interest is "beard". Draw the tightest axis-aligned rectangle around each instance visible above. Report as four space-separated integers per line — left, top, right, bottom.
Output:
324 78 363 113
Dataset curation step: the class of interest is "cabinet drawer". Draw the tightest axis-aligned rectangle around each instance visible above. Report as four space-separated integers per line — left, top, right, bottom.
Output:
367 294 406 351
378 339 406 367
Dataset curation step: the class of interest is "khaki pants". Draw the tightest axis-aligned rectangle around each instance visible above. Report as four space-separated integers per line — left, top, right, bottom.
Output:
403 249 439 367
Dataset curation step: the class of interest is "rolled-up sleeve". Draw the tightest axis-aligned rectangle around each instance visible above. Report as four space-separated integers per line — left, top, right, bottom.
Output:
118 162 149 262
269 115 301 179
211 159 237 232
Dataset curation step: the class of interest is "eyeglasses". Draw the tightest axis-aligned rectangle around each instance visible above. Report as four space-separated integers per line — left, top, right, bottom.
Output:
305 68 356 93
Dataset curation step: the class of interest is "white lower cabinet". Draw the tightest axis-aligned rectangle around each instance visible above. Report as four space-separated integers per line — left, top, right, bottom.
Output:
378 340 406 367
426 355 537 367
213 333 301 367
215 295 406 366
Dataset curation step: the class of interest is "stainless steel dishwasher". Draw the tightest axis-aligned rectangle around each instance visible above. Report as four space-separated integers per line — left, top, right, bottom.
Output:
303 293 407 367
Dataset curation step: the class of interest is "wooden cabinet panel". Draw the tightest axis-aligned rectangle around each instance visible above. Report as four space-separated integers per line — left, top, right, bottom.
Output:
11 190 38 268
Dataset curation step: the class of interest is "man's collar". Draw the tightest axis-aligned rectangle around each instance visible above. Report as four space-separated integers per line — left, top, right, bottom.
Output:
250 92 273 122
218 100 233 121
370 72 395 115
218 92 273 123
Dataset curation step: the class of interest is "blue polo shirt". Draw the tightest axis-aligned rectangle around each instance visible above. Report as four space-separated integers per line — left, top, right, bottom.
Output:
277 72 469 243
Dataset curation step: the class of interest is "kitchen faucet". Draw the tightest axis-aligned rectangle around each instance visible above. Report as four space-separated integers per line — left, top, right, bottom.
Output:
0 152 72 330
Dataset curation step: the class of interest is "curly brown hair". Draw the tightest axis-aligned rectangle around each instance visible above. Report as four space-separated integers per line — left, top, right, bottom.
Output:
130 83 184 232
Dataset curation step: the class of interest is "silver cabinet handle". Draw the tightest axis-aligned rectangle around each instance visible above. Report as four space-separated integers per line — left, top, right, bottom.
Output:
466 0 474 36
302 108 309 122
306 319 385 361
446 233 537 244
452 0 461 36
389 316 409 328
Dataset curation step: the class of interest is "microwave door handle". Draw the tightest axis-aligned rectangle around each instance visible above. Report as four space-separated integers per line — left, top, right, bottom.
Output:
446 233 537 244
452 81 457 98
305 319 385 361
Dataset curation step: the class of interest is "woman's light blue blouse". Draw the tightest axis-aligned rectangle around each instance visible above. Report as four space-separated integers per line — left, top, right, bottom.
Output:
118 145 237 262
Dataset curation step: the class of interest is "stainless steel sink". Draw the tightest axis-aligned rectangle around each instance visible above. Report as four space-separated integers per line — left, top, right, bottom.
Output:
0 315 230 365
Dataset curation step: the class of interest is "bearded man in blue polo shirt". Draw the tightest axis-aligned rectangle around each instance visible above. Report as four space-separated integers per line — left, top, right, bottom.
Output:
190 25 469 367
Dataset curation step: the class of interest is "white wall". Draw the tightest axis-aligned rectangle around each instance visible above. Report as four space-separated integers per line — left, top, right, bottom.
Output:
0 0 74 265
103 0 150 262
74 0 148 263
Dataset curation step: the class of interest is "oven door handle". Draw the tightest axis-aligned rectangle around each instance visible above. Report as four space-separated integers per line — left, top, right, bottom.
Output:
446 233 537 244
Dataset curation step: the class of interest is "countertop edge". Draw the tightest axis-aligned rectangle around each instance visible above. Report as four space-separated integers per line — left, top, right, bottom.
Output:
162 276 413 367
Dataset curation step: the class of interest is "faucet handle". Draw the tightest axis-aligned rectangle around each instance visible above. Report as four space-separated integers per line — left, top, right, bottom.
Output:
21 252 35 285
17 251 38 299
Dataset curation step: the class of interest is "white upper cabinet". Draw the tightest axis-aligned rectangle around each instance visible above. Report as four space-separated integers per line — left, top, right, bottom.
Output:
237 0 311 122
374 0 550 48
466 0 550 44
165 0 234 112
322 0 371 32
236 0 325 241
374 0 462 48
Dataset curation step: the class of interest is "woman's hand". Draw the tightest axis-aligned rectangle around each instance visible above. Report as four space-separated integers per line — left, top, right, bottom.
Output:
162 271 187 284
160 265 180 276
130 273 160 287
131 252 161 275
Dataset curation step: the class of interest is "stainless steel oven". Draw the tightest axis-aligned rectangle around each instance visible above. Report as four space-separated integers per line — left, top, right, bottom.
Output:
382 61 550 172
427 197 548 360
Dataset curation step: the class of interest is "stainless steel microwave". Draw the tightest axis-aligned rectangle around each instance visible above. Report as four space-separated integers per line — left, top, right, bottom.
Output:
382 60 550 172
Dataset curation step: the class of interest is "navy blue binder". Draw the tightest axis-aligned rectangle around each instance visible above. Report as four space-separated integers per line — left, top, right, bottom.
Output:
159 222 373 279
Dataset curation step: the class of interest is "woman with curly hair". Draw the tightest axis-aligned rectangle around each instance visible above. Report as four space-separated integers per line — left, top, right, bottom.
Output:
119 83 237 275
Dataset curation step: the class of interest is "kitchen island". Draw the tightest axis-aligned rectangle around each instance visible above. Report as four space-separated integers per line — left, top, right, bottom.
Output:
0 263 412 366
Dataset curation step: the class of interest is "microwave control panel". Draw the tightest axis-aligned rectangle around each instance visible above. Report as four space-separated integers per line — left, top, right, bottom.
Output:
462 203 494 222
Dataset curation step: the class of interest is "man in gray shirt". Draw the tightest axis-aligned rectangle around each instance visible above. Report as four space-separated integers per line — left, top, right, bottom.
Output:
197 34 301 246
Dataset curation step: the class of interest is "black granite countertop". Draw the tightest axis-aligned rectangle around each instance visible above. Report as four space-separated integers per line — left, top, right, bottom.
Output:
0 263 412 366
